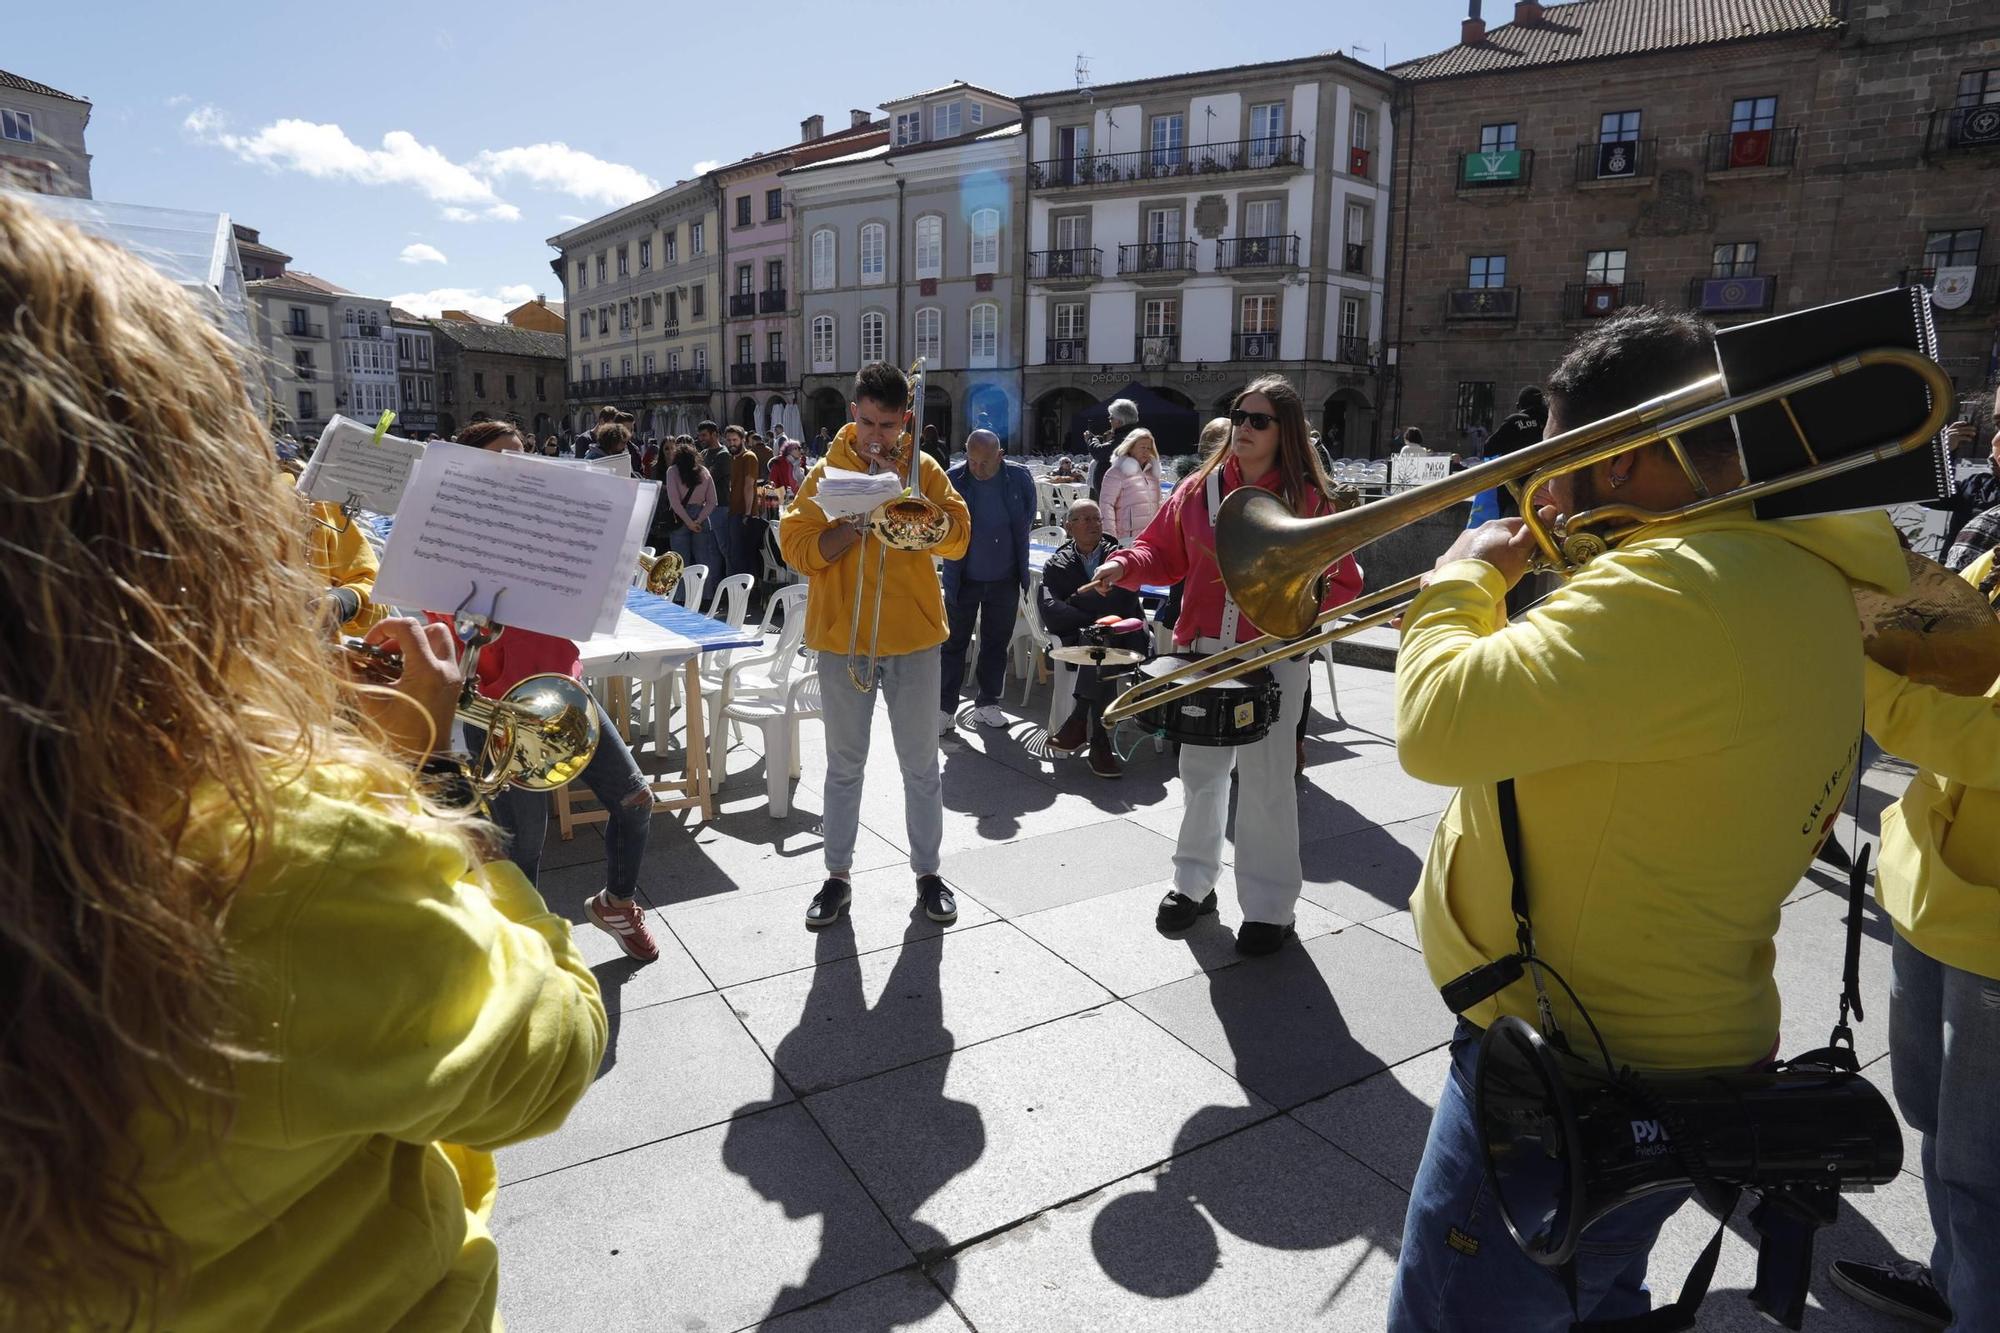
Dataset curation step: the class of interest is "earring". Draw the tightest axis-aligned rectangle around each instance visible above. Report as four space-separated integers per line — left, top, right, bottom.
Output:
1610 470 1629 490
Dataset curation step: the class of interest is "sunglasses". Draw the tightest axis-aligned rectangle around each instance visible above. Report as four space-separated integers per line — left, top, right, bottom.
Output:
1229 409 1278 431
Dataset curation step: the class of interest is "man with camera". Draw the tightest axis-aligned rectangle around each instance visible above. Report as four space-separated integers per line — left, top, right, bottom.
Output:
1385 309 1908 1330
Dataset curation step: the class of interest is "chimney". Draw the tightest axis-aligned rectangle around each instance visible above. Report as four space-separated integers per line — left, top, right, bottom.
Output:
849 108 871 128
1514 0 1543 21
1462 0 1487 44
800 113 824 141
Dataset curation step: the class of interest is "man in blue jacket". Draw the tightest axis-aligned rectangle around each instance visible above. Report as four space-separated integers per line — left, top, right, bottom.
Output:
940 429 1036 733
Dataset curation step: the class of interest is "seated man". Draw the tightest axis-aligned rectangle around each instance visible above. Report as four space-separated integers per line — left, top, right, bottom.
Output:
1038 499 1145 778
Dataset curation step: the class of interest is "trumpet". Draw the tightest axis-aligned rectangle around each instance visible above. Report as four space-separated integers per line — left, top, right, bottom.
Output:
637 549 684 597
846 357 953 691
1104 346 1958 724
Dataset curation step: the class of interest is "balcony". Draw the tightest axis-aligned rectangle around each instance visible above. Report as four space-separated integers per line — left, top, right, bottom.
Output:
728 293 757 317
1686 273 1779 315
1563 280 1645 320
1342 243 1369 275
292 366 318 381
1118 241 1198 278
667 369 711 393
285 320 325 340
343 324 386 340
730 362 758 387
1923 105 2000 160
1135 334 1180 367
1029 134 1307 189
762 359 788 383
1233 331 1280 362
1216 234 1300 271
1571 138 1657 185
1702 126 1800 173
1456 147 1536 191
1901 264 2000 315
1047 337 1089 365
1334 336 1370 366
759 288 787 313
1028 248 1103 284
1444 286 1521 321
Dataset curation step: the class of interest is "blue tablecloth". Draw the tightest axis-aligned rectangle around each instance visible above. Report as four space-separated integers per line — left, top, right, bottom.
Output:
622 588 763 652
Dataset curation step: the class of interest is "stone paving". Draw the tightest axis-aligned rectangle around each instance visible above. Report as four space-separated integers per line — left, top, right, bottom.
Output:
492 661 1927 1332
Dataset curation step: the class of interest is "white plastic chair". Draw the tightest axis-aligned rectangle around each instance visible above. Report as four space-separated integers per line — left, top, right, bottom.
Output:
673 564 709 616
722 670 822 818
708 584 812 780
704 572 754 631
760 522 798 587
1019 589 1077 726
1030 524 1067 547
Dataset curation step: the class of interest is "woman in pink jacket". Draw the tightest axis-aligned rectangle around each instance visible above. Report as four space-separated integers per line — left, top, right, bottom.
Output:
1098 427 1163 545
1087 375 1362 954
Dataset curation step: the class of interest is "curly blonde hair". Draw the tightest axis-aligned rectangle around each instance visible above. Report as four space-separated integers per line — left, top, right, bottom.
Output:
0 194 482 1327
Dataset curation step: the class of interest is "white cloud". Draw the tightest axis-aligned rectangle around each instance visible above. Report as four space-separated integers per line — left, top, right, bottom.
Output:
398 242 448 265
557 213 587 225
474 143 659 207
485 203 522 222
439 206 480 223
390 284 540 322
690 159 721 174
166 94 191 109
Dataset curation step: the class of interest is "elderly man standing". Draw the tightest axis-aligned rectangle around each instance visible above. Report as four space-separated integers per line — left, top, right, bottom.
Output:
1037 498 1145 778
940 428 1037 732
1087 397 1140 501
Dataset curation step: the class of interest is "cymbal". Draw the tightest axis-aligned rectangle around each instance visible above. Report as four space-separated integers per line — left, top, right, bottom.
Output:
1855 550 2000 696
1050 644 1146 666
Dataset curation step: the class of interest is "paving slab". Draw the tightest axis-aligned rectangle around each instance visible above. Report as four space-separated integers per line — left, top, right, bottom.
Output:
937 1114 1406 1333
667 863 1000 990
1014 877 1353 999
497 989 784 1184
1290 1047 1453 1194
937 819 1178 917
611 791 907 907
1362 908 1423 952
1298 815 1437 923
750 1269 971 1333
809 1003 1271 1252
567 914 716 1017
494 1103 912 1332
1127 925 1449 1110
723 921 1110 1095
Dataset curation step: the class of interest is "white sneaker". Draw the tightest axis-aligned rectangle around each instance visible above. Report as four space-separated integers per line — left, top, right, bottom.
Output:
973 703 1008 728
939 708 958 735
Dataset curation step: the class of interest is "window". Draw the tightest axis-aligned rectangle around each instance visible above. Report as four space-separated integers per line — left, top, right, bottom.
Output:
970 101 984 126
1143 299 1178 336
665 232 677 264
1955 69 2000 107
1468 255 1507 288
1585 249 1629 284
576 260 588 289
1 109 33 143
599 360 611 380
298 390 316 419
599 304 611 332
914 306 942 362
767 331 784 362
1456 382 1497 432
596 253 607 282
811 228 836 289
895 110 922 146
933 101 962 139
397 333 412 362
665 291 679 325
1053 213 1088 251
641 297 654 327
1244 199 1282 238
1340 296 1363 341
861 311 886 362
1053 301 1085 338
766 188 784 221
693 346 706 371
1240 294 1278 333
691 284 704 318
737 334 754 365
1730 97 1778 132
288 305 309 332
690 221 705 254
667 350 680 372
914 214 943 278
620 301 632 330
1146 206 1182 245
416 340 429 366
1150 113 1185 167
1712 241 1759 277
1479 122 1519 152
642 353 655 376
1250 101 1286 144
1057 124 1091 174
473 372 486 397
970 208 1000 271
811 314 836 368
737 264 753 295
1350 108 1372 149
506 373 518 398
1599 110 1642 142
736 195 752 227
420 381 432 404
617 245 629 276
860 222 886 284
766 258 784 291
968 303 998 365
1925 227 1984 267
1345 202 1369 270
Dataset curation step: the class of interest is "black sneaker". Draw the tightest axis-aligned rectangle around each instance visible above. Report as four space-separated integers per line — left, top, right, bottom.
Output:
1235 920 1298 956
1829 1260 1950 1329
804 878 851 929
1156 889 1217 933
917 874 957 924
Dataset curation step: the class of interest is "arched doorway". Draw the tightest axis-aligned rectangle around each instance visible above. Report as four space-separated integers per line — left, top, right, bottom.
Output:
806 386 846 441
921 384 953 450
532 412 552 438
762 395 789 437
733 396 757 430
1032 387 1096 456
1321 388 1375 457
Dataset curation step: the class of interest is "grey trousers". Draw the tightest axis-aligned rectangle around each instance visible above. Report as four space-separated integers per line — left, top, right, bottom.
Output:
818 646 944 878
1172 654 1308 925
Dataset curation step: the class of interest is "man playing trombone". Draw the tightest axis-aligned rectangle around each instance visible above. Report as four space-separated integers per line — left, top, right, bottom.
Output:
779 362 970 930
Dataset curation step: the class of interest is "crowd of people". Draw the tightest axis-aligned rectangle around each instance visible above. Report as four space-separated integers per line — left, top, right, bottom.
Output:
8 185 2000 1333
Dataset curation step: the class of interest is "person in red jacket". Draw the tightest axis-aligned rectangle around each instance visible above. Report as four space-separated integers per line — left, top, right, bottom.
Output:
1086 375 1362 954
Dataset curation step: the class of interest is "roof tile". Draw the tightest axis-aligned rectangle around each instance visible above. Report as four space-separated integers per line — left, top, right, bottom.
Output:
1390 0 1839 82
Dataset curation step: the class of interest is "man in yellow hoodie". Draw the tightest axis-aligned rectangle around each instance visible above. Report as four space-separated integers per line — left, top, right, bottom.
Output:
1829 546 2000 1331
779 362 970 929
1386 309 1910 1331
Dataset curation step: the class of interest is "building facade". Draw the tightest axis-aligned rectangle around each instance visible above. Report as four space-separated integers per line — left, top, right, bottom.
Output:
551 176 723 437
1387 0 2000 455
1018 56 1395 455
505 295 566 333
787 83 1028 447
233 224 290 281
334 291 399 425
391 308 438 437
247 271 339 437
428 321 565 439
0 69 91 197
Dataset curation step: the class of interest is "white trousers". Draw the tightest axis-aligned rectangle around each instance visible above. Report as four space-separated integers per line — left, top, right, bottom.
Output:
1171 654 1308 925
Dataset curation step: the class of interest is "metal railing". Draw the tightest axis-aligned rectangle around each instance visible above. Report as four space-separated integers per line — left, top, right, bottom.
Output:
1562 280 1646 320
728 293 756 317
1455 147 1536 190
285 320 325 339
1047 337 1089 364
1135 333 1180 366
1029 133 1307 188
1334 335 1370 365
1233 331 1280 361
729 363 757 386
1923 105 2000 159
1343 242 1369 274
1571 138 1657 184
1028 248 1103 281
761 359 788 383
1900 263 2000 314
1118 241 1198 276
1702 125 1801 172
343 323 387 339
759 288 787 313
1444 286 1521 320
1216 235 1300 270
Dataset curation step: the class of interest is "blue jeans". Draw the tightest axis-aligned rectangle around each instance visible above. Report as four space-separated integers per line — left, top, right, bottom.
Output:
708 509 739 578
1890 930 2000 1330
939 576 1019 710
1388 1019 1692 1332
465 697 652 900
667 522 723 588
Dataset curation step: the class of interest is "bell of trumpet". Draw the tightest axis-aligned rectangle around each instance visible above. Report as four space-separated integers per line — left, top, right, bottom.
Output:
868 489 952 552
637 549 684 597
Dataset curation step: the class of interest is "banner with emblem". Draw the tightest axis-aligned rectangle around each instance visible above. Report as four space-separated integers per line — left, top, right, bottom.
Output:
1583 284 1621 317
1462 149 1523 184
1699 276 1772 313
1596 140 1638 179
1956 104 2000 147
1728 129 1772 168
1931 267 1977 311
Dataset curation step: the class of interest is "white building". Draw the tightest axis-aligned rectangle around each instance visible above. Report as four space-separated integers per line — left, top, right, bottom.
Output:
0 68 92 197
334 291 400 424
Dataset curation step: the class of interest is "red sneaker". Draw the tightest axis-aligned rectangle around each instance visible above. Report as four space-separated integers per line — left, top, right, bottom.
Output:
585 890 660 963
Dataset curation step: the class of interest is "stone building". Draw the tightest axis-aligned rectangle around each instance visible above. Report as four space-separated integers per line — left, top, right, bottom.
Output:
1019 54 1395 455
0 69 91 197
391 308 438 437
505 295 566 334
1386 0 2000 455
428 319 566 439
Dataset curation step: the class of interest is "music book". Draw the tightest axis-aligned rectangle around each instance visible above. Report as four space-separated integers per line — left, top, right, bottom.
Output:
296 414 425 514
1714 286 1952 520
813 466 904 520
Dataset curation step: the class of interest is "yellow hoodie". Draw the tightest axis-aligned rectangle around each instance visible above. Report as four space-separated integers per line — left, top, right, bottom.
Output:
778 423 971 656
308 502 388 636
1867 547 2000 981
1399 510 1908 1070
125 772 605 1331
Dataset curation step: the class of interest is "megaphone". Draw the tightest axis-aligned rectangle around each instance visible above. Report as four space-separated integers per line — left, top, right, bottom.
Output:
1474 1016 1903 1328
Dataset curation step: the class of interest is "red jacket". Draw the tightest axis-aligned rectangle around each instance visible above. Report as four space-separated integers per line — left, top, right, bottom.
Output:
426 616 582 699
1111 456 1362 647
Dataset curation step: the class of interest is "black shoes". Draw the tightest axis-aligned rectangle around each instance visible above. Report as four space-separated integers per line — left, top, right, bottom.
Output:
1048 707 1088 755
1829 1260 1951 1330
804 878 851 928
917 874 958 924
1235 920 1298 956
1088 733 1123 779
1156 889 1217 932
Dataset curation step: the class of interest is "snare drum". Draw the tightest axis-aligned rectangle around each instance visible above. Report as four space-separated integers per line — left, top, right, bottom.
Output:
1132 656 1280 746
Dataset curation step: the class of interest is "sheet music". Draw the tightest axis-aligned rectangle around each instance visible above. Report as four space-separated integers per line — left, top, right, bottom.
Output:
296 414 425 514
813 465 905 519
373 443 659 640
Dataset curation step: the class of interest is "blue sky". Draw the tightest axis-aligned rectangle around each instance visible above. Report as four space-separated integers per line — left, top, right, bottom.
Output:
15 1 1460 318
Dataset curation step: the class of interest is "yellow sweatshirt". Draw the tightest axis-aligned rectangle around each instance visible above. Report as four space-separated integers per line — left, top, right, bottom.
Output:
778 423 971 656
1399 510 1908 1070
308 503 387 636
1867 548 2000 981
126 772 606 1331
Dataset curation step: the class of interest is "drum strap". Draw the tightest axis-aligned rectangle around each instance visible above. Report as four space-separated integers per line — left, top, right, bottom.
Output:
1206 468 1242 646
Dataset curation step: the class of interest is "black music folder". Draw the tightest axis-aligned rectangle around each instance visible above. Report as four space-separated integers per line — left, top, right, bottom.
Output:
1713 286 1952 520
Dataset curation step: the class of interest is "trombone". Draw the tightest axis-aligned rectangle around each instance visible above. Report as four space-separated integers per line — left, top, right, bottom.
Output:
1103 346 1956 724
846 356 953 691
